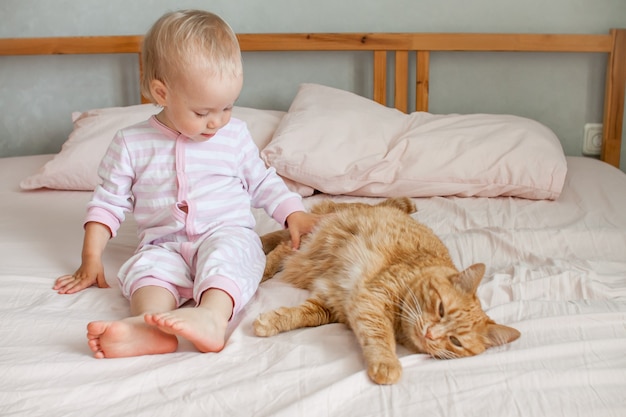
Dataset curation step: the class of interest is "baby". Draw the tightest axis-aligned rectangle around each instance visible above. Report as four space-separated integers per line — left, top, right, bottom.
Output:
54 10 318 358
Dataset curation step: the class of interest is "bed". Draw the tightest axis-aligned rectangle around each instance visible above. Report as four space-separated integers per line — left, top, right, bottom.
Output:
1 30 625 417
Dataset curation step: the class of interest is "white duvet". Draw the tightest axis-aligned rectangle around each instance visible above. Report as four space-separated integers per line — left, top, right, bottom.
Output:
1 155 625 417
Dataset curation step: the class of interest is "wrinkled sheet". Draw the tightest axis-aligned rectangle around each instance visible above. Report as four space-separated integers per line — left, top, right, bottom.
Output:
0 154 625 417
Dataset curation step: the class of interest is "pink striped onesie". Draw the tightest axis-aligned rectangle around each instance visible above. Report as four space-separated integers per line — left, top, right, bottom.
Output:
86 115 305 315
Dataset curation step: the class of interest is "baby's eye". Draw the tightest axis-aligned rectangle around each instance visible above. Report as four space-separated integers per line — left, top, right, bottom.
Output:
194 112 208 117
450 336 463 348
438 301 445 318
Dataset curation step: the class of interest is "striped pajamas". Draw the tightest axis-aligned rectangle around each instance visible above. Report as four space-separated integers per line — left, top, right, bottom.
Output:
86 116 304 314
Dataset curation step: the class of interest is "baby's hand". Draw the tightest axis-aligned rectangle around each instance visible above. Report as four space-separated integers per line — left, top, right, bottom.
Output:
53 261 108 294
285 211 322 249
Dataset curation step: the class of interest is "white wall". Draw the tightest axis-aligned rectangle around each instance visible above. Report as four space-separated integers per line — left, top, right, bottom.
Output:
1 0 625 169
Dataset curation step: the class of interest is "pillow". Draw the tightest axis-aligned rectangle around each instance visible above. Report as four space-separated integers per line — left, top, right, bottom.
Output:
19 104 315 195
20 104 160 191
261 83 568 200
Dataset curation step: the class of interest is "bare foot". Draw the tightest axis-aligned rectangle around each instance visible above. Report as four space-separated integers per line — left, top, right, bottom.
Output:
144 308 228 353
86 317 178 358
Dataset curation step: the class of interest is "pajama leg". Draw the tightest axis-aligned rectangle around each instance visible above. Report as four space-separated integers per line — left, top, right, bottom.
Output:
118 243 194 306
193 227 265 315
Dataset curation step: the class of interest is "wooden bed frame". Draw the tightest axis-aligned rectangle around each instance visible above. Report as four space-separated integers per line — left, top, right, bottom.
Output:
1 30 624 167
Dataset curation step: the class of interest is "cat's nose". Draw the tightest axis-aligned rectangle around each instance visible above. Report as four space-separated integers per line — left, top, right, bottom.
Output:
425 328 435 340
425 326 443 340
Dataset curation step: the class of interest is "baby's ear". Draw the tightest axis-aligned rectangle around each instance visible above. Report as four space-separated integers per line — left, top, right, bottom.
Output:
149 79 168 106
452 263 485 294
485 323 521 347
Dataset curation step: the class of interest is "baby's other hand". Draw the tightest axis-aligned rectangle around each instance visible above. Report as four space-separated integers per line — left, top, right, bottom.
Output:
53 261 108 294
285 211 322 249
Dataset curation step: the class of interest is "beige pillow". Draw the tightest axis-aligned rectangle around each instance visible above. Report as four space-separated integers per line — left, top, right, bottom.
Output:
261 83 567 200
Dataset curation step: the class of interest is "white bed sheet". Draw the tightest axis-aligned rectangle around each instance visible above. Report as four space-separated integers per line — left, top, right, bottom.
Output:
1 154 625 417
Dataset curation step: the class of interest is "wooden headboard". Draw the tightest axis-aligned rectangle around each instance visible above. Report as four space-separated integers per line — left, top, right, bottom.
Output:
1 30 624 167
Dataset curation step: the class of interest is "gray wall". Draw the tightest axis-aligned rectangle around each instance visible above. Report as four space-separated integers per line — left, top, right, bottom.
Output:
1 0 625 170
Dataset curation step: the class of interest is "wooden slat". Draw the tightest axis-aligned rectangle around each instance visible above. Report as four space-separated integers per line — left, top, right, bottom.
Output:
394 51 409 113
400 33 613 52
601 29 626 168
237 33 613 53
238 33 380 51
416 51 430 112
0 36 143 55
0 32 613 56
373 51 387 106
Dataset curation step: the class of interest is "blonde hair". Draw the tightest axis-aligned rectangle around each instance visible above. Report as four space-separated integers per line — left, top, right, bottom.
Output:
140 10 242 103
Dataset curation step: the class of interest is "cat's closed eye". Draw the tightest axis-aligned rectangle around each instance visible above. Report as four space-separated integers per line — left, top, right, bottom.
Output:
438 301 445 318
450 336 463 348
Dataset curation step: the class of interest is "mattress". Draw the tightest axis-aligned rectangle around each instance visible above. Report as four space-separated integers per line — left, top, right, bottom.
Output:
1 153 625 416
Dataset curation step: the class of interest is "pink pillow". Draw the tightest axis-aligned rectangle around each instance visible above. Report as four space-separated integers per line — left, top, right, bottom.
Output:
20 104 159 191
20 104 314 195
261 84 567 200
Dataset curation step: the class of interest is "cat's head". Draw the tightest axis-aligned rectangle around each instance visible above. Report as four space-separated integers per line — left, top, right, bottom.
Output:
400 263 520 359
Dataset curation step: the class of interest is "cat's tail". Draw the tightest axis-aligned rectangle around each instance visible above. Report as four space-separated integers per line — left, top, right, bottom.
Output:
259 229 293 282
260 229 291 254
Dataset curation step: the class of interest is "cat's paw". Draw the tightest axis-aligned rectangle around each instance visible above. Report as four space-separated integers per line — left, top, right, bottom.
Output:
253 312 280 337
367 358 403 385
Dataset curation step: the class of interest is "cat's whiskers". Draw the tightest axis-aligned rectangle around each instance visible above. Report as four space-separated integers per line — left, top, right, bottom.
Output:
408 291 425 328
432 348 458 360
408 290 423 316
397 291 425 331
396 308 419 326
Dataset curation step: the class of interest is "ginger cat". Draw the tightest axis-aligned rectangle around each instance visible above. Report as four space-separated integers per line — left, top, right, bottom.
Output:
254 197 520 385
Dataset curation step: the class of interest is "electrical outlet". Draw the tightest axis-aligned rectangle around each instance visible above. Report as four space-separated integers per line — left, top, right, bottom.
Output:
582 123 603 156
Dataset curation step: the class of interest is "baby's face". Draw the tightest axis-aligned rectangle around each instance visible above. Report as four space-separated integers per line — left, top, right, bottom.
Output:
159 68 243 142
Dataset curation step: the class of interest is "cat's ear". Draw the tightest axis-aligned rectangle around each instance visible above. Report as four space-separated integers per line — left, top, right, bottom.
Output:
452 263 485 294
484 323 521 347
